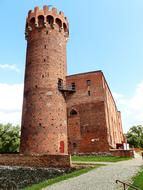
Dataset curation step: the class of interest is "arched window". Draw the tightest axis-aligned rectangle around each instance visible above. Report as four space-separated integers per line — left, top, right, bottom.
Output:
47 15 54 25
70 109 78 116
30 17 35 28
38 15 44 27
63 23 68 32
56 18 62 28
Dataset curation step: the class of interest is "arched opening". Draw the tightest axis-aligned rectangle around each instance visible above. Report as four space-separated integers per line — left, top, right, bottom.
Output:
38 15 44 27
47 15 54 25
63 23 68 32
70 109 78 116
56 18 62 28
59 141 64 153
30 17 35 28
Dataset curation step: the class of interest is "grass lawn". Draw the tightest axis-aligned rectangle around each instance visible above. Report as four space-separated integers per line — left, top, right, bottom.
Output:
23 166 100 190
72 155 131 162
128 168 143 190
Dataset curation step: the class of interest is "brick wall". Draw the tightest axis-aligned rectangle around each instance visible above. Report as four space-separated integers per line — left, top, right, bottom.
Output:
110 149 134 157
104 79 124 148
0 154 71 168
66 71 124 154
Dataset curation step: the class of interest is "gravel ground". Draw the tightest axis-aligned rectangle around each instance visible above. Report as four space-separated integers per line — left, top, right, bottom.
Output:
44 157 143 190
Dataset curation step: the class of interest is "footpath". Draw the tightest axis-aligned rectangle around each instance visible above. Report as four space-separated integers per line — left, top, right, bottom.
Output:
44 157 143 190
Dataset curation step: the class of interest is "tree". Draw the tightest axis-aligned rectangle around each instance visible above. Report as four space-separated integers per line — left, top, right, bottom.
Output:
126 125 143 148
0 123 20 153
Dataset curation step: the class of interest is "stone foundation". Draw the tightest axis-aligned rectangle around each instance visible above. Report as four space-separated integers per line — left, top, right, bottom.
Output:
0 154 71 168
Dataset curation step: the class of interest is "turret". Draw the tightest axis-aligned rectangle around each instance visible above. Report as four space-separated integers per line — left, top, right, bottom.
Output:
20 6 70 155
25 6 69 40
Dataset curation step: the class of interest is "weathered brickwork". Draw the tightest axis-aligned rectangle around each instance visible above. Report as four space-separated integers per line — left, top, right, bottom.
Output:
66 71 124 154
19 5 124 159
20 6 69 155
0 154 71 168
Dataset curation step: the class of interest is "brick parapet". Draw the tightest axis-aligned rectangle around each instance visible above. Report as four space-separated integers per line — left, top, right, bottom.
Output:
0 154 71 168
25 6 69 41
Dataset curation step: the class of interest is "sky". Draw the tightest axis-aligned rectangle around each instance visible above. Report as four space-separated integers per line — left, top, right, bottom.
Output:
0 0 143 132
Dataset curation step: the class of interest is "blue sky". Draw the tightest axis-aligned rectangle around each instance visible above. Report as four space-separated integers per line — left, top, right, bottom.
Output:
0 0 143 132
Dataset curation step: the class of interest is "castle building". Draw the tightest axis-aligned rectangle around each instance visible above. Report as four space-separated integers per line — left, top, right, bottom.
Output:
20 6 72 156
66 71 124 154
20 5 124 157
0 5 131 170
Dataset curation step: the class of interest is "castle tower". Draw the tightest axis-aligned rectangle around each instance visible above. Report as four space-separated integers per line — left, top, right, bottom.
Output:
20 6 69 155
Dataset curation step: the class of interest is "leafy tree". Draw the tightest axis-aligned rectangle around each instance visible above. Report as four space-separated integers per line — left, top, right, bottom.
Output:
0 123 20 153
126 125 143 148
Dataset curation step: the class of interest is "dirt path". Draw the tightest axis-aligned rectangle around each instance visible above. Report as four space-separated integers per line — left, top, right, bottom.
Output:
44 157 143 190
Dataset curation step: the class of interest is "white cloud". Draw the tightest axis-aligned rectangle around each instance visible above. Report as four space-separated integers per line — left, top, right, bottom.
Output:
113 81 143 132
0 64 20 73
0 83 23 125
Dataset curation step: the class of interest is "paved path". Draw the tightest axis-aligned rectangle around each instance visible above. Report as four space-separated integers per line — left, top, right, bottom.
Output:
72 161 115 165
43 157 143 190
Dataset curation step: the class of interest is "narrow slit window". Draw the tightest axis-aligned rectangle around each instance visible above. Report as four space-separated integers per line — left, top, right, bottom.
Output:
58 78 63 90
87 80 91 86
73 143 77 148
88 91 91 96
71 83 76 90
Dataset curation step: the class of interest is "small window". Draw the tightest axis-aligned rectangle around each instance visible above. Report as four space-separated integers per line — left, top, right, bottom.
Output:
73 143 77 148
88 91 91 96
58 78 63 90
71 83 76 90
70 109 77 116
87 80 91 86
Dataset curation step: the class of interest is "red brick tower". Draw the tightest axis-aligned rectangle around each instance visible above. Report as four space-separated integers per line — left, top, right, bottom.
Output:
20 6 69 155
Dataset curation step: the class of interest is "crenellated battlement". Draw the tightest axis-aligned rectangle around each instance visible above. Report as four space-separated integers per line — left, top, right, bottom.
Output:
25 5 69 39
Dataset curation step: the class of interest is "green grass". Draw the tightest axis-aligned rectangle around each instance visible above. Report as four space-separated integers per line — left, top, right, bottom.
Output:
72 155 131 162
128 168 143 190
23 167 99 190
